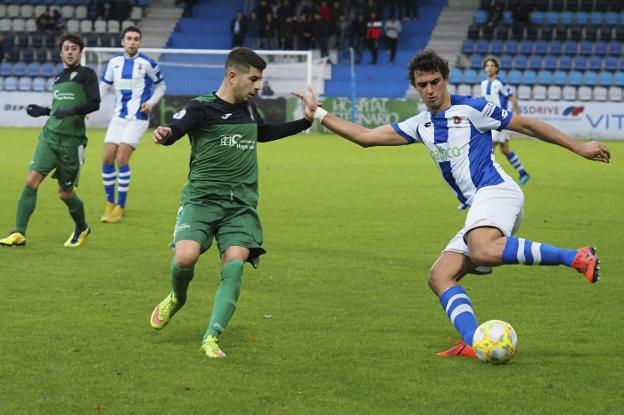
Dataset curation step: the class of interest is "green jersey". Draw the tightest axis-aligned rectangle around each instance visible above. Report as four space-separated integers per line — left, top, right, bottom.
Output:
43 65 100 146
168 93 266 207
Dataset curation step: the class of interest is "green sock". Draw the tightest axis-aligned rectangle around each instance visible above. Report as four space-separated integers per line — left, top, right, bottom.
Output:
205 259 244 339
62 194 87 232
171 257 195 305
15 186 38 235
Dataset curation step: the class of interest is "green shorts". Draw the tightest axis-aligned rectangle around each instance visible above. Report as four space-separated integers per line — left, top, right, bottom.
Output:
171 201 266 266
30 133 86 190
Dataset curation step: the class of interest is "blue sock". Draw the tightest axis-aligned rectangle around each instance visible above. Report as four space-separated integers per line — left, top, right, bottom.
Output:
439 286 478 346
117 164 131 208
502 236 578 266
506 151 527 176
102 163 116 204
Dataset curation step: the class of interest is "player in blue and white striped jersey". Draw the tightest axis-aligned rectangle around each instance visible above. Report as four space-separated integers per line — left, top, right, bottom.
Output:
294 49 610 359
99 26 166 223
481 57 530 185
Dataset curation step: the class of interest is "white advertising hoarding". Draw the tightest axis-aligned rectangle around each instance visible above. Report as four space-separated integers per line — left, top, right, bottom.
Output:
1 93 623 139
0 92 115 129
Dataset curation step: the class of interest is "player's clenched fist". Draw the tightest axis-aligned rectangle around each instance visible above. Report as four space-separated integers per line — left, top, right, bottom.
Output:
153 126 172 144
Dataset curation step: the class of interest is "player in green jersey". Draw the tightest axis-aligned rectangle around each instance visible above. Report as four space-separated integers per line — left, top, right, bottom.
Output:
0 33 100 248
149 47 315 357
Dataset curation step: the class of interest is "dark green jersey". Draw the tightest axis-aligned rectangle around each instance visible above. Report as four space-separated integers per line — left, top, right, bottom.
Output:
43 65 100 146
169 93 265 207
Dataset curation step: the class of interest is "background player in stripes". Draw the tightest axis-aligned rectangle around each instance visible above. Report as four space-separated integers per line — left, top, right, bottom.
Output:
99 26 166 223
481 57 530 185
295 49 610 358
0 33 100 248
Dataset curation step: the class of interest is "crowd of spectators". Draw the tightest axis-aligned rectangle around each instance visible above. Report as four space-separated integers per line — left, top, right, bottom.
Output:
230 0 418 64
35 7 66 32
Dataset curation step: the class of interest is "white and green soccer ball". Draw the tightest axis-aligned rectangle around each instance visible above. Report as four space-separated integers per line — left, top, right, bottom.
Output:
472 320 518 364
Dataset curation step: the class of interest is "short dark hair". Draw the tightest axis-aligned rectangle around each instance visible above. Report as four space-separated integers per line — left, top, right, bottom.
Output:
122 26 142 38
407 49 449 86
482 56 500 73
225 47 267 74
58 33 85 51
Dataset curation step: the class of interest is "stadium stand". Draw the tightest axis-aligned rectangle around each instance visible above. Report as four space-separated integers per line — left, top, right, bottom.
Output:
0 0 147 92
455 0 624 101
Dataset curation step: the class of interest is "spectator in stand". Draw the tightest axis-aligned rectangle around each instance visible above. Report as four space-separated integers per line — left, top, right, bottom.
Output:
0 34 13 64
364 0 380 18
296 14 314 50
297 0 315 17
317 1 331 22
351 13 367 64
260 12 276 49
365 11 382 64
87 0 102 21
231 10 247 48
397 0 418 20
314 12 331 62
52 9 66 32
384 14 402 64
255 0 273 25
336 14 350 63
276 0 294 25
261 80 274 96
36 8 56 32
246 11 261 49
175 0 197 18
278 15 295 50
111 0 131 21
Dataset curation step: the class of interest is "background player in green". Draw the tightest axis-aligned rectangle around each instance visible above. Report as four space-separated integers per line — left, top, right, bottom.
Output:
0 33 100 248
149 47 315 358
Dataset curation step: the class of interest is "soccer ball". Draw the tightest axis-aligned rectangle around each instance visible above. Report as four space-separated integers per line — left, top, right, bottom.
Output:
472 320 518 364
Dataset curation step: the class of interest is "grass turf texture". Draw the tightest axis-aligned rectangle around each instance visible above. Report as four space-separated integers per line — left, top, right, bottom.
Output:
0 127 622 414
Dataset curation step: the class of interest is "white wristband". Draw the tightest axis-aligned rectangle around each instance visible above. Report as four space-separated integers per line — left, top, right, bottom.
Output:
313 107 328 123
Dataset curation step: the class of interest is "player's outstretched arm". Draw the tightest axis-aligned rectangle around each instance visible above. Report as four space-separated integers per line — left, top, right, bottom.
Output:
506 113 610 163
293 86 407 147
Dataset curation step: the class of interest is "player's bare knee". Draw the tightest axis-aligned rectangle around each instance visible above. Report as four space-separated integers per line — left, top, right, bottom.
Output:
175 251 199 268
468 246 494 266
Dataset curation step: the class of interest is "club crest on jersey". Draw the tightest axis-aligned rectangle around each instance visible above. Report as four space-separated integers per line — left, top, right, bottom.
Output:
173 109 186 119
453 116 462 124
70 72 77 80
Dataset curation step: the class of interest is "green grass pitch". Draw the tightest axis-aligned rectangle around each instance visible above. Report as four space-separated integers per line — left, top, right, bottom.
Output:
1 127 622 414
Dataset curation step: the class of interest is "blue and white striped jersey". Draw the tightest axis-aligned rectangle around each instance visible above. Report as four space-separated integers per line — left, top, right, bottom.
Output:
100 53 165 121
480 77 513 110
391 95 514 208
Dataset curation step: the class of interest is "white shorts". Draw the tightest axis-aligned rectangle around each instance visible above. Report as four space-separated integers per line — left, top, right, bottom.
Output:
103 117 149 148
491 129 510 143
444 179 524 256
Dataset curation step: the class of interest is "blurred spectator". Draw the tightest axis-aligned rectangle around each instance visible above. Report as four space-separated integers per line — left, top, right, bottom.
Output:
175 0 197 18
261 80 274 96
278 16 295 49
364 0 380 18
276 0 294 25
87 0 103 21
53 8 66 32
365 11 382 64
384 14 401 64
331 0 347 27
297 0 315 17
246 11 261 49
336 14 350 63
260 12 276 49
398 0 418 20
296 14 314 50
231 10 247 48
111 0 131 21
350 13 367 63
314 13 331 61
36 8 55 31
317 1 331 22
0 33 13 64
255 0 273 24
